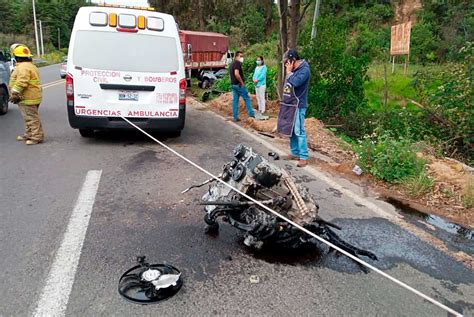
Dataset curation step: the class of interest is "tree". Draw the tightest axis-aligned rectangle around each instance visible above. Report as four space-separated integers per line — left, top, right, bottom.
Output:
276 0 313 98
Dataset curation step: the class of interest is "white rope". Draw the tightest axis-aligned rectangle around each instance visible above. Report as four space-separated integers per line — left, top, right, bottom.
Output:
121 116 463 317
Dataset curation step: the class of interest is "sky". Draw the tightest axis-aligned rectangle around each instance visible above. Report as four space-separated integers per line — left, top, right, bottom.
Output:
91 0 149 6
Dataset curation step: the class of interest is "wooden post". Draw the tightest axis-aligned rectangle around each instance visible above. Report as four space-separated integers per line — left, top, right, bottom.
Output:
391 55 395 74
403 54 408 75
384 63 388 108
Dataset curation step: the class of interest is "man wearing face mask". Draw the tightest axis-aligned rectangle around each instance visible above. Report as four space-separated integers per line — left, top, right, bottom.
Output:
229 51 255 122
278 49 310 167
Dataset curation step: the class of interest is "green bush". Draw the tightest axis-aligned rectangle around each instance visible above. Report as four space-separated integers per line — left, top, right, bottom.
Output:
214 75 232 92
42 50 66 64
238 5 266 46
349 23 390 61
300 17 369 120
412 42 473 163
410 22 438 64
355 132 426 183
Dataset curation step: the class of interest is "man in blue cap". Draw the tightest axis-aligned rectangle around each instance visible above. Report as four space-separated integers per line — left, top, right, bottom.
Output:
282 49 310 167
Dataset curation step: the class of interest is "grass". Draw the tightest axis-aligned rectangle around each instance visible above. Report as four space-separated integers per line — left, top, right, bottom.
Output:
462 176 474 208
403 171 434 198
189 78 205 98
364 63 444 111
33 49 67 67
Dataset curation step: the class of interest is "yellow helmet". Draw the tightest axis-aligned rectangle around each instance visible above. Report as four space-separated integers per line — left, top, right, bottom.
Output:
11 44 33 58
10 43 20 52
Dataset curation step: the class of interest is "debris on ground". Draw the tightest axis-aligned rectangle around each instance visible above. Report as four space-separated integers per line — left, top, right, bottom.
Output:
249 275 260 284
118 256 183 304
184 144 378 270
193 94 474 228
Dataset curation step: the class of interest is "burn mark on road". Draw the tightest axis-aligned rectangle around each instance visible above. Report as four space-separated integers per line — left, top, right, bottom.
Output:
124 150 160 171
326 187 342 198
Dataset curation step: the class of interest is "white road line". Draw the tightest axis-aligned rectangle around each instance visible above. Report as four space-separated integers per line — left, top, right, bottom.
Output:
42 79 64 89
33 170 102 317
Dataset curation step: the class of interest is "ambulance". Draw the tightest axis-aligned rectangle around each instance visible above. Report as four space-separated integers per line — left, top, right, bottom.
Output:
66 6 186 137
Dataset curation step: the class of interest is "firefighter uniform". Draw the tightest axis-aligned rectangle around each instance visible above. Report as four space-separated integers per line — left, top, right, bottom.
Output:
9 44 44 144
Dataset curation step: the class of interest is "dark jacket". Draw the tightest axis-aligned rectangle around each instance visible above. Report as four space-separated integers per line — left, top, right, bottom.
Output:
287 60 310 108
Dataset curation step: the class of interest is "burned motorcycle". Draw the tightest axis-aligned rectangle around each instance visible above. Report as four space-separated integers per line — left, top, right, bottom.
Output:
183 144 377 263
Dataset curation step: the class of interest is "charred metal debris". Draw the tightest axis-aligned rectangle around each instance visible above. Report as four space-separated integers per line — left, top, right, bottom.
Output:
184 144 377 267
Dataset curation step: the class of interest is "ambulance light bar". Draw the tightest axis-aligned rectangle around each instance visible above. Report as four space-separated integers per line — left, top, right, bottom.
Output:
89 12 164 32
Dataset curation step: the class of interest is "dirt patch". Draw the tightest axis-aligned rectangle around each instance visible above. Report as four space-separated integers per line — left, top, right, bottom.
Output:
394 0 423 23
196 94 474 228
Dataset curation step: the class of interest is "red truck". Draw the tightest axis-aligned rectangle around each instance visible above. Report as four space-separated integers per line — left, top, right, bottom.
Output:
179 30 233 85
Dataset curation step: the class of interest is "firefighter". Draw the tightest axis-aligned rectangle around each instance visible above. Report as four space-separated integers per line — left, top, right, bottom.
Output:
9 44 44 145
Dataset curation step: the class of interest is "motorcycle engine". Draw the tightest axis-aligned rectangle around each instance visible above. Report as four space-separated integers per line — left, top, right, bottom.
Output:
201 144 319 249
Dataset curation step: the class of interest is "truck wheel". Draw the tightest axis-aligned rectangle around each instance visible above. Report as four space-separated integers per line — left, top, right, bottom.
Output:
79 129 94 138
202 79 210 89
0 87 8 116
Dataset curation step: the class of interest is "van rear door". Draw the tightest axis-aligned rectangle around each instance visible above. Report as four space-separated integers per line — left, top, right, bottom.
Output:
70 12 182 120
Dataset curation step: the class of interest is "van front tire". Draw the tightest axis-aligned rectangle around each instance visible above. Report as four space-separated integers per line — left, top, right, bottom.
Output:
0 87 8 115
79 129 94 138
168 130 181 138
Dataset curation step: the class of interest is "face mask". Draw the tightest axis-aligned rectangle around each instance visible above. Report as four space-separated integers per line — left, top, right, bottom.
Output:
256 60 262 65
239 57 244 63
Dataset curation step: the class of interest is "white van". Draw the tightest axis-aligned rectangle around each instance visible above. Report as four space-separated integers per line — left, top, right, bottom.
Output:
67 6 186 137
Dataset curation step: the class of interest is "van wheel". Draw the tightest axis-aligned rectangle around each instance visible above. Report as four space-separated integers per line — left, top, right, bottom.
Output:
168 130 181 138
79 129 94 137
0 87 8 115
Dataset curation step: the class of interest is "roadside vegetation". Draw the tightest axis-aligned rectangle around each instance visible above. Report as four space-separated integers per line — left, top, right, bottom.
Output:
0 0 86 64
1 0 471 215
209 0 473 214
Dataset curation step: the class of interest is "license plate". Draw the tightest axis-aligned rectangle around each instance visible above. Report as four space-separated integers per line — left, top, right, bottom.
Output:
119 91 138 101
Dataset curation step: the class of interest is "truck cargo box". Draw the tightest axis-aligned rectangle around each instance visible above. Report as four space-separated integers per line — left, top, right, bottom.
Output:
179 30 230 70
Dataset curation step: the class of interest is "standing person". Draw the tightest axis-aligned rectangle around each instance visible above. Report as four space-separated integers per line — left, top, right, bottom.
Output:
229 51 255 122
278 49 310 167
253 56 267 114
9 44 44 145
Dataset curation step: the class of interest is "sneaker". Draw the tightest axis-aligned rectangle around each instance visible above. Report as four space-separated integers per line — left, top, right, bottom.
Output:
26 140 41 145
233 118 241 122
297 160 308 167
17 135 26 141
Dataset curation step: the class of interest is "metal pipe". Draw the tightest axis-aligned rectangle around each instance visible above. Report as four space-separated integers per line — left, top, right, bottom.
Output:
32 0 40 56
39 20 44 57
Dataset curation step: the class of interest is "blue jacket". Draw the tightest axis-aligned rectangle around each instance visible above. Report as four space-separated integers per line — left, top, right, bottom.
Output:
287 60 310 108
253 65 267 87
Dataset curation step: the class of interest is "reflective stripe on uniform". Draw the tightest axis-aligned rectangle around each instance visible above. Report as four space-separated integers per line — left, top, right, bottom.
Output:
21 98 42 105
12 85 24 93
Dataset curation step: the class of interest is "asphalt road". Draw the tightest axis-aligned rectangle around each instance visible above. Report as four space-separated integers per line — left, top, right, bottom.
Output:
0 64 473 316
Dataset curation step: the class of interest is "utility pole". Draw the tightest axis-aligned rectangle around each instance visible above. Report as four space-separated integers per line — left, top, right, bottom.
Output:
311 0 321 40
58 28 61 50
32 0 40 56
39 20 44 57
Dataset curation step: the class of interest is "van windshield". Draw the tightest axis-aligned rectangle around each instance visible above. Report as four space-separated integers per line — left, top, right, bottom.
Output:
73 30 179 73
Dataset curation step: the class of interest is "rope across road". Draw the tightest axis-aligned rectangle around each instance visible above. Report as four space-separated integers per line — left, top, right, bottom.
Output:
121 115 463 317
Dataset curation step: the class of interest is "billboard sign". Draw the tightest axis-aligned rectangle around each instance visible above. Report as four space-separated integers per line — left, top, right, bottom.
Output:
390 22 412 56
